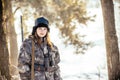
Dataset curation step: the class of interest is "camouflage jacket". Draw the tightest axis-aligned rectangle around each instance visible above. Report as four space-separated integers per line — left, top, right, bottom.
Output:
18 37 62 80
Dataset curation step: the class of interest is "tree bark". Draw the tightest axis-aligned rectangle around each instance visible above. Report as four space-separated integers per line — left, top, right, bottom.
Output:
101 0 120 80
2 0 19 79
0 0 11 80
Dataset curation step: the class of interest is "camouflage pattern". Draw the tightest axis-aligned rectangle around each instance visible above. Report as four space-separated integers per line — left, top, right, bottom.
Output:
18 37 62 80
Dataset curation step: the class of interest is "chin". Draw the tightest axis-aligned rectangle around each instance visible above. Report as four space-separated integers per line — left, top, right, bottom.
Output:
39 35 45 37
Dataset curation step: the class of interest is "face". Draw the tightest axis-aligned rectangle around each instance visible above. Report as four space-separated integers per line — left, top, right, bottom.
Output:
36 27 48 37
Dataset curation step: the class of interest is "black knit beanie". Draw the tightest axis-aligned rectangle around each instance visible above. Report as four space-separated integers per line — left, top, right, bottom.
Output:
32 17 49 35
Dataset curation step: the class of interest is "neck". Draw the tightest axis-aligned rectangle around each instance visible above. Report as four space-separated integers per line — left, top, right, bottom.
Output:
40 37 44 42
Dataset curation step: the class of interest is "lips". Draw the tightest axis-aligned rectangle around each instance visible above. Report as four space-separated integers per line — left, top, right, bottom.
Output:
40 33 44 35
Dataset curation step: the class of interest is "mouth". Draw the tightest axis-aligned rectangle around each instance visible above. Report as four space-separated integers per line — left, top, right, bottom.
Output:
40 33 44 35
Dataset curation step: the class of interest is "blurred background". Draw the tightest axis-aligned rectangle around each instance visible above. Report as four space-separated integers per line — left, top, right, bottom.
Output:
0 0 120 80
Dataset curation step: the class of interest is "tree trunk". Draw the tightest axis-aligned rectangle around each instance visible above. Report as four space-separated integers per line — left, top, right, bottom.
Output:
101 0 120 80
0 0 11 80
2 0 19 79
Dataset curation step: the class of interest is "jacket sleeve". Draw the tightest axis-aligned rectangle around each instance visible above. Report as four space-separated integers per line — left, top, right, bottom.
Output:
54 46 60 65
54 46 62 80
18 39 31 73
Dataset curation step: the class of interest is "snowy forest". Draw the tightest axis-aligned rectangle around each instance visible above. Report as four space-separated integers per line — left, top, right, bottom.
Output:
0 0 120 80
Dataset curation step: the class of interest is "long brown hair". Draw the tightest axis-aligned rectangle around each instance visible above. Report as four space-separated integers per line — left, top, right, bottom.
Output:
33 32 53 50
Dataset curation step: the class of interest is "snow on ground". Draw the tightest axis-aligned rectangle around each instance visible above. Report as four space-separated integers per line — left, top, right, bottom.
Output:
50 24 108 80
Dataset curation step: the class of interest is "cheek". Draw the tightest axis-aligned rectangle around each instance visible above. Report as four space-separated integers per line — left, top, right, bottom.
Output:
45 30 48 34
36 29 39 34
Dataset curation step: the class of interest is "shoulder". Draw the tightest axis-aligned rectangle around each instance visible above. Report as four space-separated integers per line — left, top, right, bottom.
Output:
52 43 59 51
53 44 57 49
21 37 33 48
23 35 34 43
23 38 32 44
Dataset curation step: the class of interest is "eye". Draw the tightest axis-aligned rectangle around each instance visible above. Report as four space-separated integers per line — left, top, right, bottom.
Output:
43 28 47 30
38 27 42 30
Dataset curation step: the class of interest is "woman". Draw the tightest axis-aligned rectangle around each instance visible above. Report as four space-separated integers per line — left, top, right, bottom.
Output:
18 17 62 80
